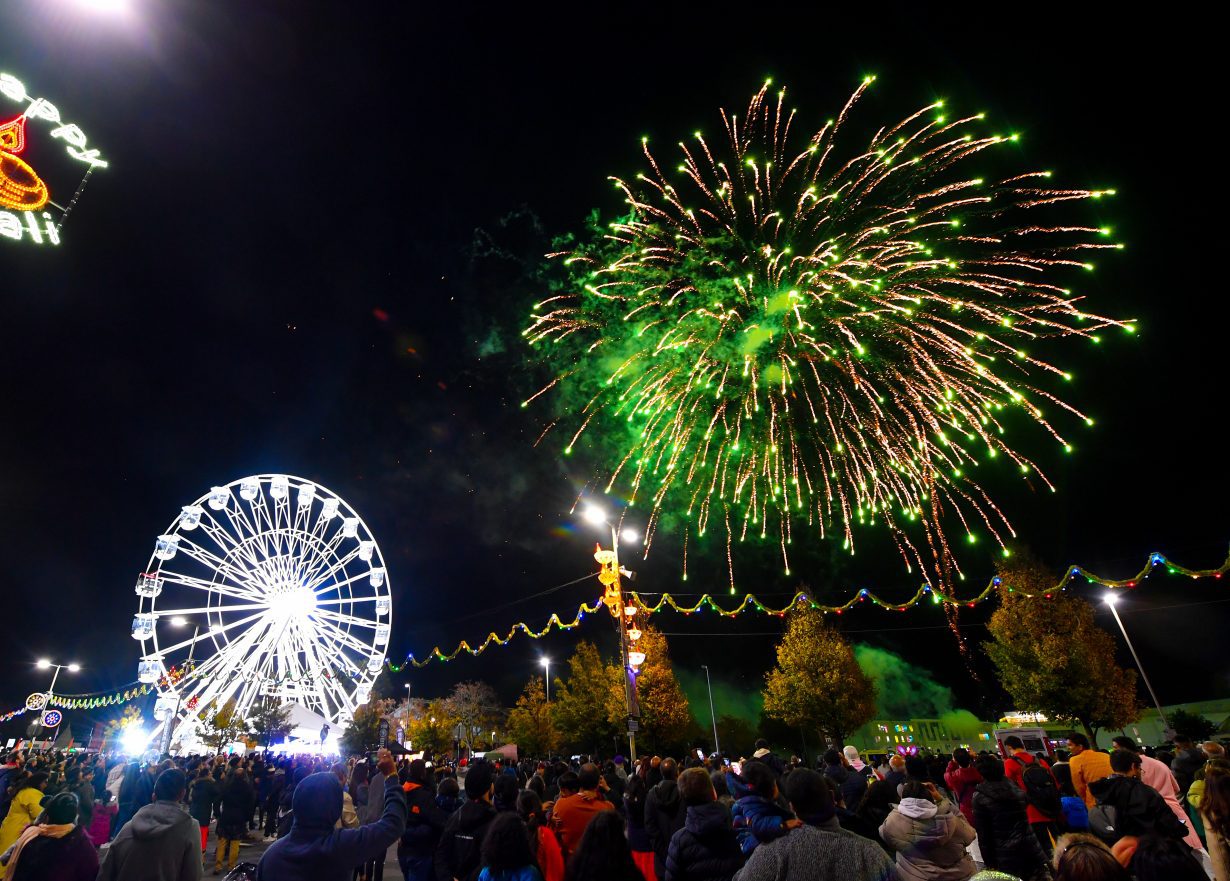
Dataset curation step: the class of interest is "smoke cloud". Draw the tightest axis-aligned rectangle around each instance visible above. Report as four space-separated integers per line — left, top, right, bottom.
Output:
854 644 957 719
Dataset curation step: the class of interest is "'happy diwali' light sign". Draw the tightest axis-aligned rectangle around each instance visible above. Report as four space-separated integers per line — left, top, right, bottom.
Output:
0 72 107 246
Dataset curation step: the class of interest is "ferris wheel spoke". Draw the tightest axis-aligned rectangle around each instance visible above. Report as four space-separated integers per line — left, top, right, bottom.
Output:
313 608 378 629
299 531 351 589
314 595 380 606
158 569 264 603
313 618 377 658
150 609 270 656
196 511 262 569
148 601 270 618
173 538 268 595
308 561 368 595
226 502 274 561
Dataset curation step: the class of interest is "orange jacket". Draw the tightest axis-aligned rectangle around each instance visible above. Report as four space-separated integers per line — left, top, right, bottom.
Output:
1070 749 1113 807
550 790 614 856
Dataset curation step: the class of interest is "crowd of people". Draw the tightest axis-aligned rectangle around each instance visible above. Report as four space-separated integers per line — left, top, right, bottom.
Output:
0 732 1225 881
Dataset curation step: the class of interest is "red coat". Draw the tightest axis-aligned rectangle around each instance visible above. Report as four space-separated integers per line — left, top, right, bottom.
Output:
1005 751 1056 824
943 760 982 824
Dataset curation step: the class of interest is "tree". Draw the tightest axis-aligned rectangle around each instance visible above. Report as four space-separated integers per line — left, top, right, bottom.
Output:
714 714 759 759
199 698 244 752
1168 708 1216 742
553 641 622 754
505 675 559 757
984 554 1141 741
339 699 394 756
405 699 459 756
762 605 877 747
248 698 294 748
621 621 692 754
103 705 144 748
447 681 502 750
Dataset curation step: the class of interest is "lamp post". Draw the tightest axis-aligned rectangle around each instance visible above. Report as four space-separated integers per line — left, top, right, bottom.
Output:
35 659 79 748
581 503 641 762
1104 593 1169 732
160 617 201 756
701 664 720 757
541 657 551 704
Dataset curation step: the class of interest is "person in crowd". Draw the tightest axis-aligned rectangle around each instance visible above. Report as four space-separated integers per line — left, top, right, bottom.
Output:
1203 742 1226 761
89 791 119 847
437 776 464 817
1067 734 1111 809
733 768 893 881
401 759 448 881
0 790 98 881
475 812 542 881
749 742 785 779
0 772 47 854
971 754 1051 881
729 759 798 857
944 748 982 825
855 769 901 850
1110 736 1204 854
255 750 406 881
527 765 547 801
1170 736 1203 800
494 775 521 814
664 767 742 881
98 769 202 881
263 761 286 842
552 763 615 858
623 768 656 881
214 766 255 875
187 765 219 860
645 758 687 879
364 757 390 881
435 762 498 881
566 810 643 881
1051 763 1088 832
1196 764 1228 881
879 779 975 881
1087 749 1188 844
65 767 94 832
884 755 908 792
0 754 23 817
331 763 359 830
517 790 563 881
1050 833 1128 881
1003 735 1061 856
1129 834 1206 881
842 746 867 773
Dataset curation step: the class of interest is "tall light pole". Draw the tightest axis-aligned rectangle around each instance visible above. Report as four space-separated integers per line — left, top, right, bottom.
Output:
582 503 641 762
35 659 79 749
1104 593 1169 732
160 616 202 755
541 657 551 704
701 664 720 757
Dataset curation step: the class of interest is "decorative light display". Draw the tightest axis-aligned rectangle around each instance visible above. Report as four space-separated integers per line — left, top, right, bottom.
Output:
0 71 107 246
133 475 393 732
525 77 1129 588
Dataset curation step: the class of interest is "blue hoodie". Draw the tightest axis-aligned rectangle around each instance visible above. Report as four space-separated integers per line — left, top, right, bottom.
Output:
256 772 407 881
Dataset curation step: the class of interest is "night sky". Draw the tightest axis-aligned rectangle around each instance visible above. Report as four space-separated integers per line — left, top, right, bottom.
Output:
2 2 1227 742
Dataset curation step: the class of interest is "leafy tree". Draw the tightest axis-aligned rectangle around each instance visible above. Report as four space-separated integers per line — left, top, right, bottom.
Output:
103 705 144 746
763 605 877 747
339 699 394 756
447 681 502 750
505 675 559 757
405 699 459 756
199 698 244 752
1168 708 1216 742
984 554 1141 741
620 621 692 754
554 641 622 754
247 698 294 748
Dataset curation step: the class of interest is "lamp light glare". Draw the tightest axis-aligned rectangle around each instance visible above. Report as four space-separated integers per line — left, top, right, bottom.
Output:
67 663 81 672
540 657 551 668
621 528 639 544
36 659 51 669
170 616 188 627
1104 592 1119 606
121 725 149 757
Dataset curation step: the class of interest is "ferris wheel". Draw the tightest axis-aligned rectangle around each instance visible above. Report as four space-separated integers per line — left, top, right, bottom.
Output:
132 475 392 735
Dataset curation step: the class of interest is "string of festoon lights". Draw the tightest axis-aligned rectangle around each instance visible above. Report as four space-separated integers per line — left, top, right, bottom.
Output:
3 548 1223 721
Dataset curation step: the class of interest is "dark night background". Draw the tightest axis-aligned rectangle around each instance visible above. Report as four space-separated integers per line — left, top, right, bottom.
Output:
2 2 1227 743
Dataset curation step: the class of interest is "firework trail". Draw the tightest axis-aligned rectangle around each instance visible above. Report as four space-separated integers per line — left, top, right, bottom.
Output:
526 77 1129 589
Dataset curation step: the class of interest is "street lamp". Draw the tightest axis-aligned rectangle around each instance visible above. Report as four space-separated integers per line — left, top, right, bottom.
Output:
34 659 78 748
701 664 720 757
579 502 641 761
541 657 551 704
160 616 201 755
1104 593 1169 731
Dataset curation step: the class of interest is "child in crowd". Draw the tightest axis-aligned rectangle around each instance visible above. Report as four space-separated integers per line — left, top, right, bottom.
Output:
88 791 118 848
728 760 799 854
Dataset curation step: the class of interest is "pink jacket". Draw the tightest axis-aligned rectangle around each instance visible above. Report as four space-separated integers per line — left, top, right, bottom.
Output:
1139 753 1204 853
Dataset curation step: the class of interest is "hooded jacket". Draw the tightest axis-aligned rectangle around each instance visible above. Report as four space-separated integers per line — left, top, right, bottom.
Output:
970 779 1049 880
645 779 687 876
97 800 203 881
400 781 447 859
256 771 407 881
1087 774 1189 842
665 801 744 881
878 797 976 881
942 761 981 825
434 798 497 881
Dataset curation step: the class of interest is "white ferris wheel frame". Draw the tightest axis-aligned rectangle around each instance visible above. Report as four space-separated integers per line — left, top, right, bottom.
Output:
132 474 392 734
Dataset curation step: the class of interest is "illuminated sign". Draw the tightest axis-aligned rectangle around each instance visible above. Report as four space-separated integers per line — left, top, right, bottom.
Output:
0 72 106 246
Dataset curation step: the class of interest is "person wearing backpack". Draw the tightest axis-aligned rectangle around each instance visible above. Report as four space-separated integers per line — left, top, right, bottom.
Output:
1002 736 1061 857
1086 749 1190 847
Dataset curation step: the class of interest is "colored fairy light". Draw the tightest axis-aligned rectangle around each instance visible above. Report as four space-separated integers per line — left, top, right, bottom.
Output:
525 78 1129 586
